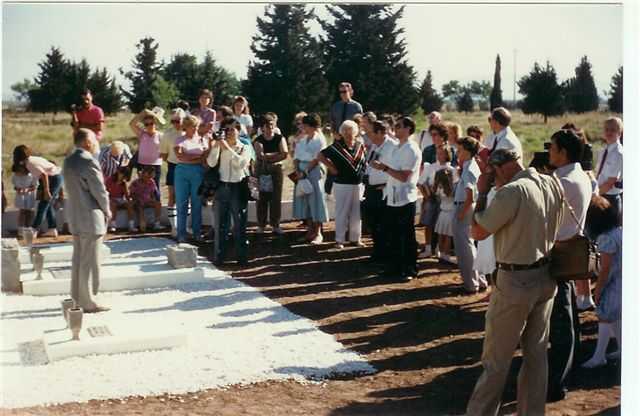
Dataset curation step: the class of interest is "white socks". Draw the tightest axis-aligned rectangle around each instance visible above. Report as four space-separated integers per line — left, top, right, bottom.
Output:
583 320 622 368
167 206 176 230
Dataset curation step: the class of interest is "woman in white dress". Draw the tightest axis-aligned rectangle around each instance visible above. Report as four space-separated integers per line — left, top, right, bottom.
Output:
433 168 456 263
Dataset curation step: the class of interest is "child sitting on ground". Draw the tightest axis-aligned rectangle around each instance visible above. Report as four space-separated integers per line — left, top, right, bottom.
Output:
106 166 137 233
11 162 38 237
130 165 163 232
433 168 456 264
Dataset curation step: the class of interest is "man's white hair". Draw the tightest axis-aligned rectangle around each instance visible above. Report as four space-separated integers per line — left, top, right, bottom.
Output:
339 120 359 137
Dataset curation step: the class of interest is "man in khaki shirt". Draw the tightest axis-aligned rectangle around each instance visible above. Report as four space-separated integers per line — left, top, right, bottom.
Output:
466 149 563 416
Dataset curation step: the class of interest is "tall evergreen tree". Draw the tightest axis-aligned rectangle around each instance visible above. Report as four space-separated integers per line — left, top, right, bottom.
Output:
88 68 123 114
320 5 418 115
608 66 623 113
563 55 599 113
490 54 503 109
244 4 329 136
64 58 91 108
456 88 474 113
518 61 564 123
150 76 180 110
198 51 241 106
29 47 70 113
418 70 443 113
120 37 163 112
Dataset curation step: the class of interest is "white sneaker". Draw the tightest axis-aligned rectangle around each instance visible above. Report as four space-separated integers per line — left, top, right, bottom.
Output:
42 229 58 238
582 357 607 369
310 234 324 245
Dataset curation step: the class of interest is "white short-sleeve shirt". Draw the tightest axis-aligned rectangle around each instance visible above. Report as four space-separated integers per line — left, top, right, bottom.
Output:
485 126 523 160
596 140 622 196
554 163 593 241
384 139 421 207
293 133 326 162
366 136 398 185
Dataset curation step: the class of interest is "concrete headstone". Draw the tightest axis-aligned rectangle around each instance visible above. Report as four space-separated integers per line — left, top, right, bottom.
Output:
2 238 22 293
166 244 198 269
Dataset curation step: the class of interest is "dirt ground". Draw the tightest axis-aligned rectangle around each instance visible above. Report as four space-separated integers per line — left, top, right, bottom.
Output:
3 222 620 416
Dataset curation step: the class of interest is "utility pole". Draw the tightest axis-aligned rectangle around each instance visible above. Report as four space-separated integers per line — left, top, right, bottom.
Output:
513 48 517 104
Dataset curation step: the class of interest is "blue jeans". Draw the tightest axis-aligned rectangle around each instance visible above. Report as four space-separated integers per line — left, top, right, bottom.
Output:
175 163 204 241
33 174 63 230
214 182 248 263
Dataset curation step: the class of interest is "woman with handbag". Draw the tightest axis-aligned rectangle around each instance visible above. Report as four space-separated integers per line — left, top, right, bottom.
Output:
254 114 288 235
292 113 329 244
317 120 366 249
174 115 209 243
207 117 252 266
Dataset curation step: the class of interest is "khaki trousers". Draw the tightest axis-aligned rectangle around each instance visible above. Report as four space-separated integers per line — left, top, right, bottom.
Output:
71 233 103 310
467 265 557 416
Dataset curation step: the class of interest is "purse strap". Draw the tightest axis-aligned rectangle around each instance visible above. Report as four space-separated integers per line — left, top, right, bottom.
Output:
550 172 585 236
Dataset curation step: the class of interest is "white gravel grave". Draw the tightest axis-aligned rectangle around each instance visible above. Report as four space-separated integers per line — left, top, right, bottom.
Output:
1 238 375 409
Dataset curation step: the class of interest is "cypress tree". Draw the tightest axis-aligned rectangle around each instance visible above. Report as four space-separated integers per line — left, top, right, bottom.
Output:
120 37 163 112
518 61 564 123
608 66 622 113
321 4 418 115
490 54 503 109
418 70 443 113
244 4 329 136
564 55 599 113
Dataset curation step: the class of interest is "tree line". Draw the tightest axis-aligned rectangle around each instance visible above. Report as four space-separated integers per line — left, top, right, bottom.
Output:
11 4 623 131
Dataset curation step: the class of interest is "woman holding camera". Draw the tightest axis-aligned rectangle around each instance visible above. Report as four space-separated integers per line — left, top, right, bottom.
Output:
207 117 253 265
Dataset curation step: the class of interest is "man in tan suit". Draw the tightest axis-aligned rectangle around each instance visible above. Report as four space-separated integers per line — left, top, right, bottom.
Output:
63 128 111 313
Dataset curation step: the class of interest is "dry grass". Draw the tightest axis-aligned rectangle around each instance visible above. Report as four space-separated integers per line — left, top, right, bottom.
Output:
2 109 616 208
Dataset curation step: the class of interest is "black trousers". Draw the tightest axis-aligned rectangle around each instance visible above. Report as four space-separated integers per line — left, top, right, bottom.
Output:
385 202 418 277
363 186 387 260
548 280 581 397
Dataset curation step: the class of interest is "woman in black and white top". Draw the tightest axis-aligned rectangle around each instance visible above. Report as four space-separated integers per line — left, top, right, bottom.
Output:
319 120 367 249
207 117 252 266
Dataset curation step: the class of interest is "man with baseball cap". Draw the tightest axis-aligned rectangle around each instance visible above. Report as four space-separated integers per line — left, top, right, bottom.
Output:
466 149 564 415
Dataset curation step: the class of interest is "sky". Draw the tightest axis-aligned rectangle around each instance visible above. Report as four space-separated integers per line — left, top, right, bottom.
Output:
1 2 623 102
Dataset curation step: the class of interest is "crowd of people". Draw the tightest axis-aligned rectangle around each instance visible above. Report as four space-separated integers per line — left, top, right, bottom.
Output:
6 82 623 413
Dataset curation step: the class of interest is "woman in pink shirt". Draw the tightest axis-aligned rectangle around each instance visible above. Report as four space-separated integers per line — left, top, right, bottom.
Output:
12 145 63 238
129 109 164 199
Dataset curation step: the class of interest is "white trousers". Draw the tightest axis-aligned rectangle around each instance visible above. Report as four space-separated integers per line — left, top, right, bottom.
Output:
333 183 363 243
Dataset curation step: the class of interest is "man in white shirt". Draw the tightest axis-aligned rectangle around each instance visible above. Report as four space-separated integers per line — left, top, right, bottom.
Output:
417 111 442 152
485 107 523 159
363 120 398 263
371 116 421 280
547 129 593 402
596 117 623 214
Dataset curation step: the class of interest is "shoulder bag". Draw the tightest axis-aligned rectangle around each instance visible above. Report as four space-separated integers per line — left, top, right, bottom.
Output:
549 174 600 281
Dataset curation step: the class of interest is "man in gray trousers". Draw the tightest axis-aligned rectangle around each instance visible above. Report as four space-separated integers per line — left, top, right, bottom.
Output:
63 128 111 313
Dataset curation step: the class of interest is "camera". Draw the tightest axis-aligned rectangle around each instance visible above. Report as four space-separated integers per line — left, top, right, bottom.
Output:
530 142 552 173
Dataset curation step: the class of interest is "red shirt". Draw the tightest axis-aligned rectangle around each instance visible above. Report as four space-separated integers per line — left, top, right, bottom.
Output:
76 104 105 140
105 176 127 200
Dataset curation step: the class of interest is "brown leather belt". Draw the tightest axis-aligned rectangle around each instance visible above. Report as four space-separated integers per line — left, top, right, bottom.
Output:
497 257 550 271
